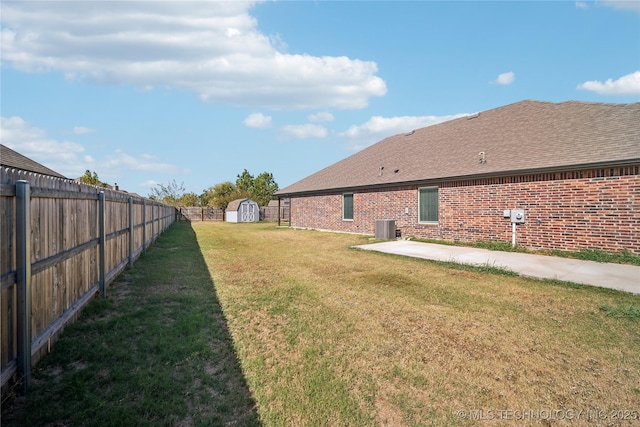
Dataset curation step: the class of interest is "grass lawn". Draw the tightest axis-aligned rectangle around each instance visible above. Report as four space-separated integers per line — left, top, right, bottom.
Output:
3 221 639 426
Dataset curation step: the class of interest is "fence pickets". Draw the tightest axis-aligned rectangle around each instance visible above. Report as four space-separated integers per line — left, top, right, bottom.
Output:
177 205 289 222
0 168 177 395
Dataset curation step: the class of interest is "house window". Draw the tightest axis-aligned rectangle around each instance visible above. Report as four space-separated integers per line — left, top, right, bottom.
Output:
418 187 438 223
343 193 354 220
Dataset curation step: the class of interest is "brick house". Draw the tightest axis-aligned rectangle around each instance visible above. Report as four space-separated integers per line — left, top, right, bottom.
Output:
275 100 640 254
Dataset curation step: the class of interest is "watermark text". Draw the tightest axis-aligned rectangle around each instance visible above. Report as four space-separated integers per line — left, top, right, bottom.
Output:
455 409 638 421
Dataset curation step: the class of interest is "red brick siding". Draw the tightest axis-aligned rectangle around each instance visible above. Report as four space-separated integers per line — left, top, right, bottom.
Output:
289 168 640 254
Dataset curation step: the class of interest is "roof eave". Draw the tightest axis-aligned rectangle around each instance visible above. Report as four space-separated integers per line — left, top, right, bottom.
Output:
276 159 640 197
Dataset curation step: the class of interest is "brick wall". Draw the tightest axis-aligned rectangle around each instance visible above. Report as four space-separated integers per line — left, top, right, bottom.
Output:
289 167 640 254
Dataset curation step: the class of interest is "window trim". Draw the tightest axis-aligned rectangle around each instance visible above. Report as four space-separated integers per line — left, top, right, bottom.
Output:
342 192 354 221
418 186 439 224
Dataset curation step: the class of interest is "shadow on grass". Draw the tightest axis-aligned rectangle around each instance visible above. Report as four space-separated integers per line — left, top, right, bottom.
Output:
1 221 261 426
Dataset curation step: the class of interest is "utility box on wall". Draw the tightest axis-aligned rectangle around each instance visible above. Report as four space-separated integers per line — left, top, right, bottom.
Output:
510 209 525 224
375 220 396 240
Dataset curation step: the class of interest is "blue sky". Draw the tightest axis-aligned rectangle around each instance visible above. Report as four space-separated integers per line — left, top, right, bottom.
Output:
1 1 639 196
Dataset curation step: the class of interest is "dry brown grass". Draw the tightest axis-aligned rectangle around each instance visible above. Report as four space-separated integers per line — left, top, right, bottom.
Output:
194 222 640 426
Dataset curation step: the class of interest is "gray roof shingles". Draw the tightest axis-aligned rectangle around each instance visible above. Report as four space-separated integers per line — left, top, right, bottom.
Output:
0 144 67 179
277 100 640 196
227 198 255 211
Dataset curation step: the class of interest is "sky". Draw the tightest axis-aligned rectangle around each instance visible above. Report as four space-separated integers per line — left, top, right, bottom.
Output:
1 0 639 196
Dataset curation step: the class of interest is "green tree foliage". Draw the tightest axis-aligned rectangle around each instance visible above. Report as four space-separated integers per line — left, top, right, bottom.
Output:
78 170 108 187
201 181 245 209
199 186 216 207
149 180 186 207
235 169 254 193
201 170 279 209
250 172 279 206
178 192 200 207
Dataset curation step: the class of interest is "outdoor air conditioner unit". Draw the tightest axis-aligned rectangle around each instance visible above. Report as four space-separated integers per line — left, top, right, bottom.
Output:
375 220 396 240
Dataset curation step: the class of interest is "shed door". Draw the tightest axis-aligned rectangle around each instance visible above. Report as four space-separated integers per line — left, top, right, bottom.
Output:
241 203 256 222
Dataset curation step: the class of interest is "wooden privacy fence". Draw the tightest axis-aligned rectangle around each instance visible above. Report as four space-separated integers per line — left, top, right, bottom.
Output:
0 168 177 394
178 206 224 221
261 206 289 223
176 206 290 223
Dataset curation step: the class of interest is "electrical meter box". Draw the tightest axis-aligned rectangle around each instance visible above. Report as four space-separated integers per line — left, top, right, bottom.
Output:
510 209 525 224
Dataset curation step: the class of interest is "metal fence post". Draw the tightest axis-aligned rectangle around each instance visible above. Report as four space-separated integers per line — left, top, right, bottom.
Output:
128 197 134 268
16 180 32 394
98 191 106 297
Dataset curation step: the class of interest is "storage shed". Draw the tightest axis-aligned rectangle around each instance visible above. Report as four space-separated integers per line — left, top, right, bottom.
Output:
225 198 259 223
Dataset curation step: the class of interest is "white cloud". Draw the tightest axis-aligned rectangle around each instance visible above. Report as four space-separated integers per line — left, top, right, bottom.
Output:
308 112 334 123
138 179 160 189
1 115 89 177
340 113 470 150
243 113 272 129
73 126 96 135
0 1 386 110
341 114 468 139
578 1 640 12
104 149 188 175
1 116 188 182
495 71 515 85
281 124 328 139
599 0 640 12
577 71 640 95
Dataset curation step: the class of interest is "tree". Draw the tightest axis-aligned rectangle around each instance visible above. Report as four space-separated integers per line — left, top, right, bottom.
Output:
201 181 244 209
78 170 107 187
148 180 186 207
199 186 217 207
235 169 254 193
201 170 279 209
234 169 279 206
178 192 200 207
250 172 279 206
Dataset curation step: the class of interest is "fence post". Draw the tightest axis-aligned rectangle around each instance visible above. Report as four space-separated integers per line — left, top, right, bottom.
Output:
16 180 32 394
142 200 146 252
128 197 134 268
152 202 155 241
98 191 106 297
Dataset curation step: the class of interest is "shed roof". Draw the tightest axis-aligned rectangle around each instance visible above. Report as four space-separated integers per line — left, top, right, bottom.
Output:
277 100 640 196
0 144 67 178
227 198 256 211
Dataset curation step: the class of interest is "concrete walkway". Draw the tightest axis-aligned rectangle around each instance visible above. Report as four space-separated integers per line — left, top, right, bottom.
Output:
353 240 640 294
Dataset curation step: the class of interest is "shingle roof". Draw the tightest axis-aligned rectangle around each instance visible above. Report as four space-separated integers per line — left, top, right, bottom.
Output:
277 100 640 196
227 198 255 211
0 144 67 178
